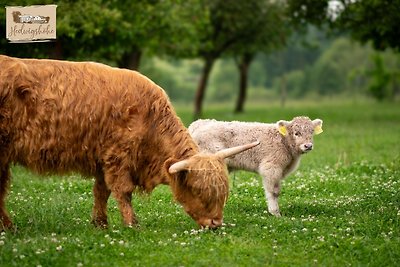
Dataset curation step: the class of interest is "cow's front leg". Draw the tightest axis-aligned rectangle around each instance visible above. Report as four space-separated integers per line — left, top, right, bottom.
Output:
113 190 138 226
260 164 283 217
0 166 13 231
92 174 111 228
104 170 138 226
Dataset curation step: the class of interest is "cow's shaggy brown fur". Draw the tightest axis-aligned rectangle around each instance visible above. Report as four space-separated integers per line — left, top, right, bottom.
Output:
0 55 234 229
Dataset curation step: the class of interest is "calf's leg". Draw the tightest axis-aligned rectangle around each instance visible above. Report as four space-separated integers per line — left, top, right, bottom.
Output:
0 166 13 230
259 164 283 217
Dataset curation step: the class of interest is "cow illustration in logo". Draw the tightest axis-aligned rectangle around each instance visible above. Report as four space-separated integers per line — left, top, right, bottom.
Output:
12 11 50 24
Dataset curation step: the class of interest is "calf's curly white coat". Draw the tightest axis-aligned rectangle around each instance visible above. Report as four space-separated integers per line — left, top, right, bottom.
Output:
188 116 323 216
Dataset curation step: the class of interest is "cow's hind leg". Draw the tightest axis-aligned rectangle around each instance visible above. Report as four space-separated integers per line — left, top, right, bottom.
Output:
104 170 138 227
92 173 111 228
0 166 13 230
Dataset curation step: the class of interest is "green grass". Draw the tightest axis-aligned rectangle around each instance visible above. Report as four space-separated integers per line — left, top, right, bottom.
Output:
1 100 399 266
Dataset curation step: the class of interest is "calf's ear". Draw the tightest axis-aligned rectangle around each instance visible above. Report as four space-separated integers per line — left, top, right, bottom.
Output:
313 119 323 135
277 120 290 136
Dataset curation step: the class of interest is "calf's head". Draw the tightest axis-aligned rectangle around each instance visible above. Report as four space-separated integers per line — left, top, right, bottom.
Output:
166 141 259 229
277 116 323 154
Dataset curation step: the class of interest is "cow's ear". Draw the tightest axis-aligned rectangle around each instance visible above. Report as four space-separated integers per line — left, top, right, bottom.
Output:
313 119 323 135
277 120 290 136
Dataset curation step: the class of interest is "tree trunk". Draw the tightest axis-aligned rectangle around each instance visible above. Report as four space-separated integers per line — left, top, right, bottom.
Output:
234 53 253 113
194 57 215 119
118 50 142 70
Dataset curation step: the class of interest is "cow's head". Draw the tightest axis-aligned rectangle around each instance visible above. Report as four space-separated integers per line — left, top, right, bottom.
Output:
166 141 259 229
277 116 323 154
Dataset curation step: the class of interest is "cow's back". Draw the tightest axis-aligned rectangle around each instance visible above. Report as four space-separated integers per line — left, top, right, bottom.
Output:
0 56 168 175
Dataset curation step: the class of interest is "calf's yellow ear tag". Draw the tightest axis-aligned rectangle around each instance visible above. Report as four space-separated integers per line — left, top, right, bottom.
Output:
279 126 287 136
314 125 323 135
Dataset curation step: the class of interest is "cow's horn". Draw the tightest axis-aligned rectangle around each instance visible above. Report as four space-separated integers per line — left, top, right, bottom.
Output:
215 141 260 159
168 159 190 174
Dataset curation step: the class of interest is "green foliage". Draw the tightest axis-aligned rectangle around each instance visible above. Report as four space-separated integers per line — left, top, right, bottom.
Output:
309 38 368 95
255 35 399 100
1 101 399 266
140 57 199 102
0 0 206 64
335 0 400 51
207 59 238 102
367 54 394 101
284 70 306 97
287 0 400 51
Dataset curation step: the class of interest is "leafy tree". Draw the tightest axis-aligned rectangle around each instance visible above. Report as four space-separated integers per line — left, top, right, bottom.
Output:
111 0 206 70
367 54 392 100
309 38 363 95
191 0 289 118
0 0 122 61
284 69 306 97
231 1 288 113
0 0 205 70
287 0 400 51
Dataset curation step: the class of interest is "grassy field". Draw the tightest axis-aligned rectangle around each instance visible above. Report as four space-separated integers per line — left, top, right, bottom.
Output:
0 100 399 266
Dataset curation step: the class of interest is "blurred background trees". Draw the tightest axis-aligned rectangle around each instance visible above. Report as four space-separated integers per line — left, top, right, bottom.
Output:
1 0 399 117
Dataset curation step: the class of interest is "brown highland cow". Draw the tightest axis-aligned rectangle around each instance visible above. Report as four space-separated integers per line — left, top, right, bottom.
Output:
0 55 259 230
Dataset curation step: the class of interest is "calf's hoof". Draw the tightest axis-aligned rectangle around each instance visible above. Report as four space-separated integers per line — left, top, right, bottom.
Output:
268 210 282 217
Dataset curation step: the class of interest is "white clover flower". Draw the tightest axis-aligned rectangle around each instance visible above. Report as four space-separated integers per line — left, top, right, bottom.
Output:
190 230 198 235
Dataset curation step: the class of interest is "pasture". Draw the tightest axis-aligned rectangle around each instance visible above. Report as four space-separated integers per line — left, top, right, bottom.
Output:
0 100 399 266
